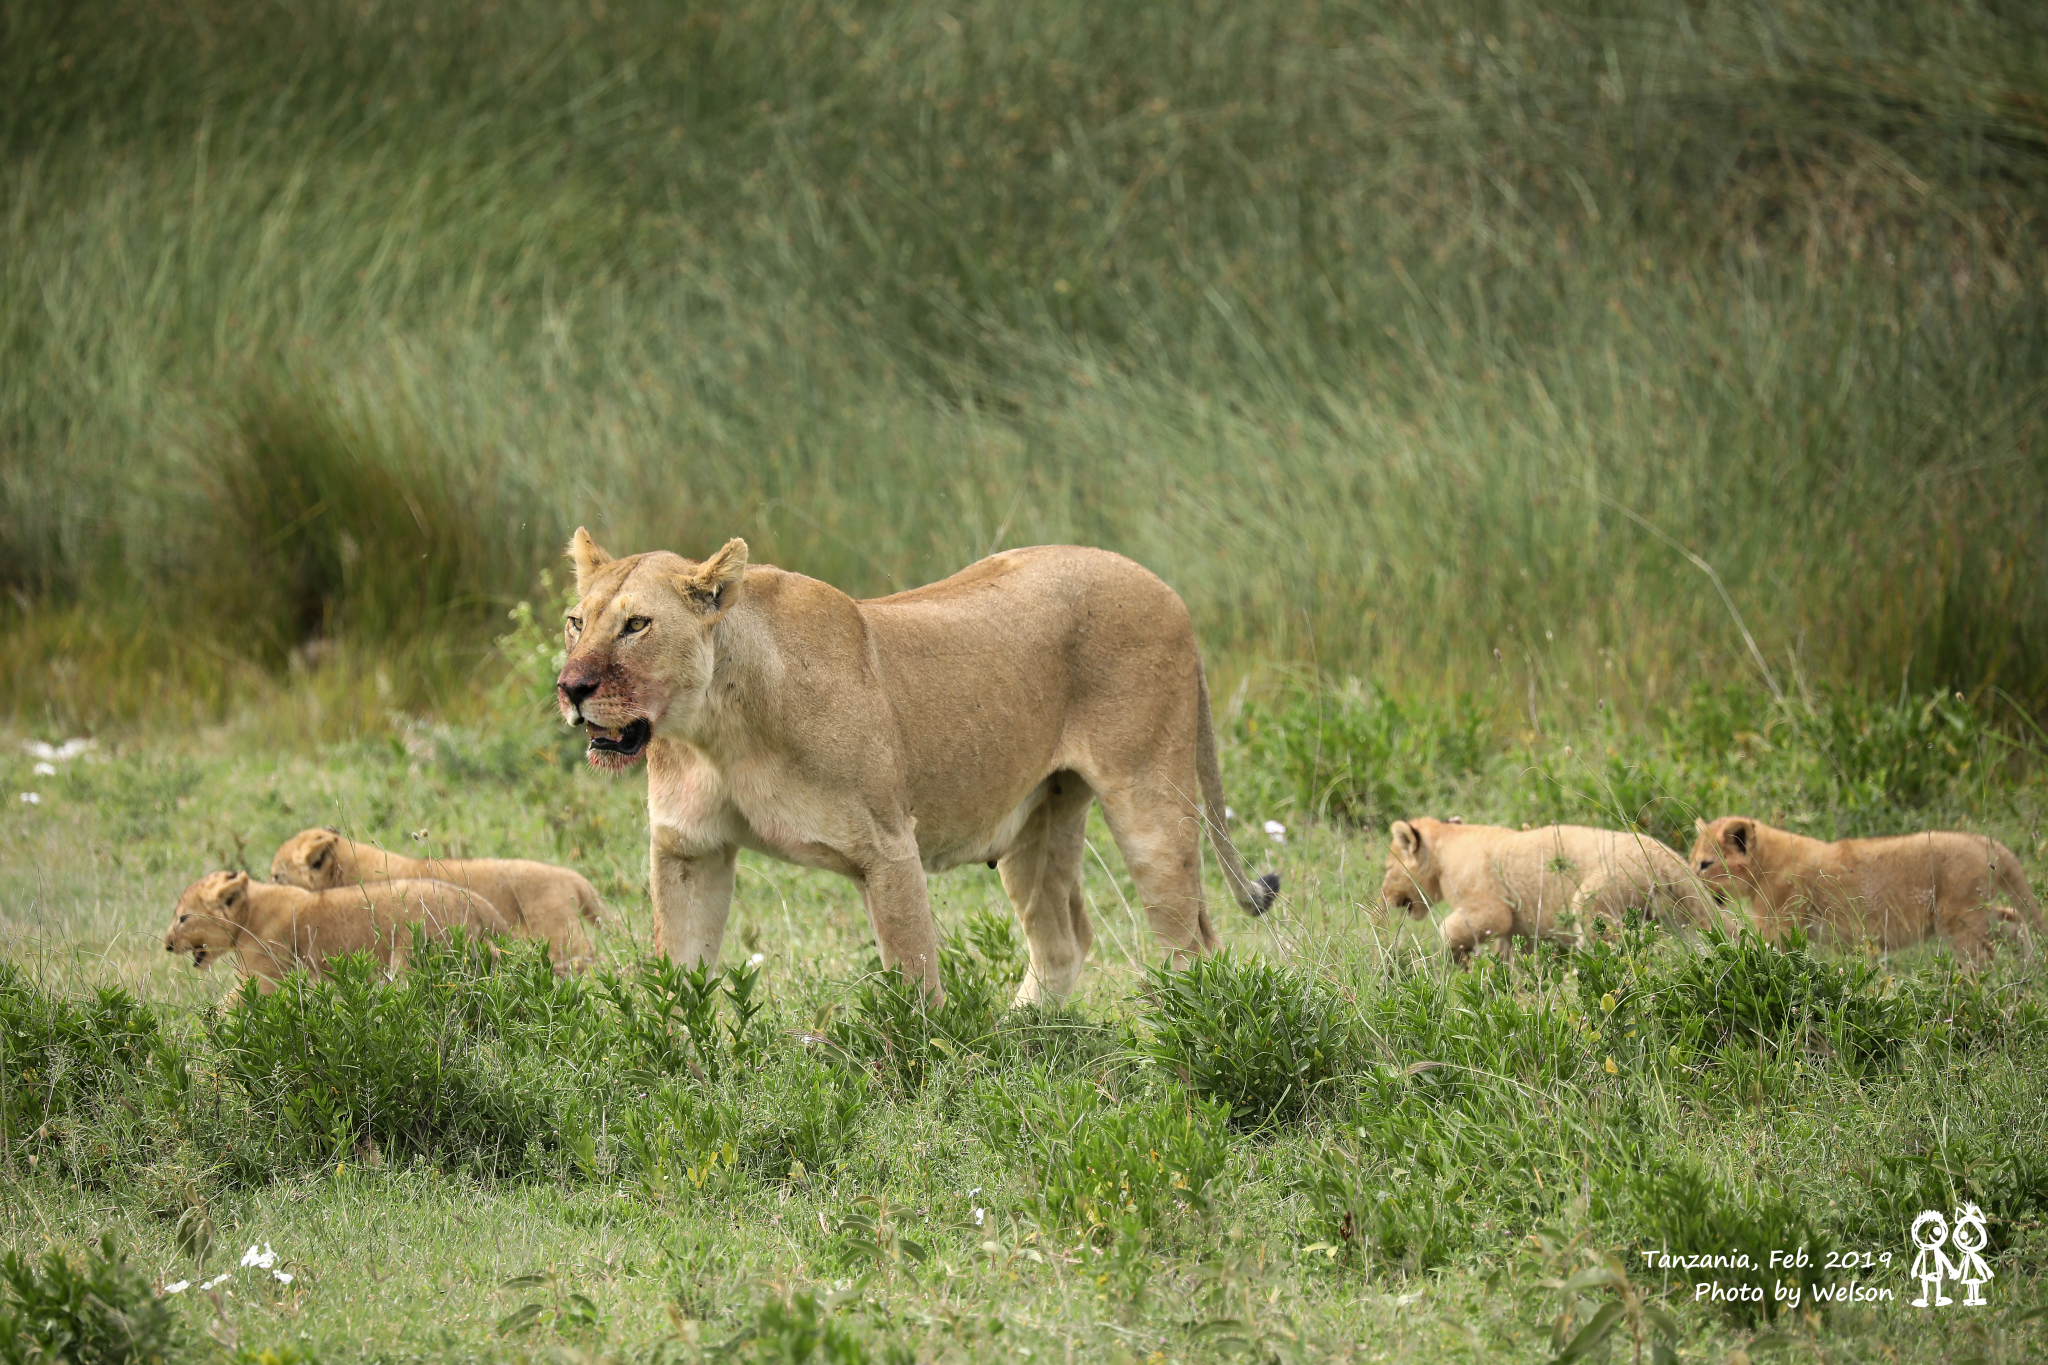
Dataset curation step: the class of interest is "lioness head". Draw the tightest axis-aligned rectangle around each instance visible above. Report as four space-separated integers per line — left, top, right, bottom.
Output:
271 827 346 889
557 527 750 772
166 870 252 968
1691 817 1758 901
1379 819 1441 918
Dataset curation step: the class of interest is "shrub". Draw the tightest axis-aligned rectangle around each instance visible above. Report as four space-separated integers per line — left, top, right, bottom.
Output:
0 964 175 1154
204 936 564 1173
1305 1148 1464 1276
981 1073 1229 1230
0 1232 177 1365
1630 1161 1831 1326
747 1052 870 1181
620 1082 740 1202
830 911 1025 1091
1141 952 1352 1126
1641 930 1907 1076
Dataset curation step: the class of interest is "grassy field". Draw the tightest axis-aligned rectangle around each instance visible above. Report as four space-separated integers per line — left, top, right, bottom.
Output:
2 655 2046 1362
6 0 2048 1361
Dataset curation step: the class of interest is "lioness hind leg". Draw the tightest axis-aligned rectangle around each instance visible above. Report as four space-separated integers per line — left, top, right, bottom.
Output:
1096 779 1215 968
1000 775 1096 1007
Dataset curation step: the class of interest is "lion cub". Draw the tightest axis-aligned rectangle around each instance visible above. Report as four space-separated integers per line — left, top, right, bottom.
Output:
165 869 510 991
1381 818 1729 965
270 829 603 969
1690 817 2041 960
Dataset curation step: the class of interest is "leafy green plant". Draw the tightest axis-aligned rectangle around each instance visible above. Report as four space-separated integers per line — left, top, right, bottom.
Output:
1141 951 1352 1127
1305 1140 1464 1275
830 912 1025 1091
1641 929 1907 1077
0 964 169 1150
981 1073 1229 1230
620 1082 739 1202
1862 1139 2048 1259
0 1232 177 1365
496 1266 601 1338
204 935 563 1173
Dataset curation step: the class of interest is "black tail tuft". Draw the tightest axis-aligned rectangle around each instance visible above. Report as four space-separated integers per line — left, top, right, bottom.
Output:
1249 871 1281 916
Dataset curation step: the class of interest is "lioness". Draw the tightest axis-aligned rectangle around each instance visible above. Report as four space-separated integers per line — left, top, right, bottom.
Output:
164 869 510 991
269 828 603 969
1690 816 2041 959
1380 818 1729 965
554 530 1278 1005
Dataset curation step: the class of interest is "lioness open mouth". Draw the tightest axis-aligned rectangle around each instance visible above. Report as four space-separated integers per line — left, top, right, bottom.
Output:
586 717 652 760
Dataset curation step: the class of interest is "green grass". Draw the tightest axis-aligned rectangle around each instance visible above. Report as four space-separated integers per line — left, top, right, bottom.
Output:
4 0 2048 727
6 2 2048 1360
2 664 2046 1362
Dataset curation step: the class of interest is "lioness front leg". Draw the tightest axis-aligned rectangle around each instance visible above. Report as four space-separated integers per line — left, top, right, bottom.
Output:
859 852 944 1002
650 841 738 967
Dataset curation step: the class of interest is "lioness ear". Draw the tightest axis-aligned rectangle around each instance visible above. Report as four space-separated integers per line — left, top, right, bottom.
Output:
1392 820 1422 859
675 538 749 618
567 526 615 596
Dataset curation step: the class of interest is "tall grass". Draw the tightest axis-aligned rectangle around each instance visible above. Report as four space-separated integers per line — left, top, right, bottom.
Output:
3 0 2046 728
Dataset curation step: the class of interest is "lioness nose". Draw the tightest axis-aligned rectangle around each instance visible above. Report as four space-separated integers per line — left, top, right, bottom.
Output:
558 675 599 707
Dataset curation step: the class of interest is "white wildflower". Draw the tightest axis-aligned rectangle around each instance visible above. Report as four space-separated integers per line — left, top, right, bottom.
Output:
1263 820 1286 844
973 1208 986 1226
241 1244 278 1270
21 738 94 762
273 1271 293 1285
1225 806 1235 821
18 792 39 805
32 762 55 776
201 1273 232 1290
747 952 766 968
163 1281 190 1295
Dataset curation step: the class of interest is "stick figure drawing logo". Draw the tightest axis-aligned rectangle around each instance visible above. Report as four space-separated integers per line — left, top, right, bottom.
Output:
1910 1204 1994 1308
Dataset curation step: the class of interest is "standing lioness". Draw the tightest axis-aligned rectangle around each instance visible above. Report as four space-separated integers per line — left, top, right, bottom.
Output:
269 828 603 968
554 530 1277 1005
1380 818 1730 965
1690 817 2041 959
164 869 510 991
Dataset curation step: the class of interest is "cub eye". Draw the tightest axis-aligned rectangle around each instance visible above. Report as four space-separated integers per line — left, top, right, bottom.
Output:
622 616 651 636
179 914 189 923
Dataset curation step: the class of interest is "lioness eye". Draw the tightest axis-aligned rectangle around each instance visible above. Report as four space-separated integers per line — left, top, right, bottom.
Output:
623 616 651 636
566 616 583 634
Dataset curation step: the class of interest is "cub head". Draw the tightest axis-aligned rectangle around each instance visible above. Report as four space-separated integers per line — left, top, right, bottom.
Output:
1379 819 1441 918
165 870 253 968
1691 817 1760 901
556 528 749 773
271 827 346 890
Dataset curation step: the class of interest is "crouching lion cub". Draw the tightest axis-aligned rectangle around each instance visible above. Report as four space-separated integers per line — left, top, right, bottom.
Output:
1381 818 1729 965
165 869 510 991
270 828 604 969
1690 816 2042 960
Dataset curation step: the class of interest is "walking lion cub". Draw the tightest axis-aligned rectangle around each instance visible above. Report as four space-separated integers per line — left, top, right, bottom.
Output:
164 869 509 991
1690 817 2041 959
1381 817 1730 964
270 828 603 968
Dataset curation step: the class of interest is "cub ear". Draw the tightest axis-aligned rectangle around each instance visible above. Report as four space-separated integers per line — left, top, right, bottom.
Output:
675 538 749 618
1721 819 1753 856
567 526 615 596
1695 818 1709 836
307 829 339 868
221 870 251 906
1391 820 1423 859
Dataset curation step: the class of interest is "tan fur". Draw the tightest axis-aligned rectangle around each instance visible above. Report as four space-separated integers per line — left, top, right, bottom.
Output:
270 829 602 969
555 530 1276 1006
1380 818 1731 965
164 869 510 992
1690 816 2042 960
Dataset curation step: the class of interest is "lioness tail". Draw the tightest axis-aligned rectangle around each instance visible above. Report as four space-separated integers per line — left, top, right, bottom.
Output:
1195 661 1280 916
